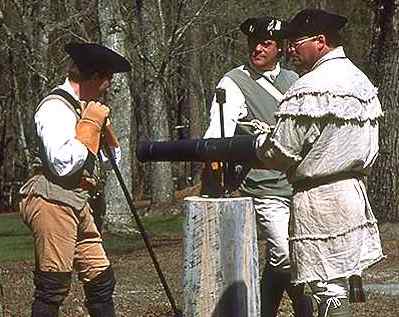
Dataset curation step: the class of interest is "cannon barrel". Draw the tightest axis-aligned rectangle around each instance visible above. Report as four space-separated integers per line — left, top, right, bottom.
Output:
136 135 258 162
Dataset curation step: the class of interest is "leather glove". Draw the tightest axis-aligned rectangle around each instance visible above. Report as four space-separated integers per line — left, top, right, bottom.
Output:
76 101 110 154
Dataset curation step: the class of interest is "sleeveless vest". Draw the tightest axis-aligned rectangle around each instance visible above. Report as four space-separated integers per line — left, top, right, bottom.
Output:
225 67 297 198
19 89 104 211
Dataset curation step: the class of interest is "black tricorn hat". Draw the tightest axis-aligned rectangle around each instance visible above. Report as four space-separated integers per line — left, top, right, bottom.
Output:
64 43 131 74
240 16 285 41
281 9 347 39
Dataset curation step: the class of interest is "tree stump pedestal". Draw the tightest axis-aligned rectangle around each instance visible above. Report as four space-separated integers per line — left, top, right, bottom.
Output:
183 196 260 317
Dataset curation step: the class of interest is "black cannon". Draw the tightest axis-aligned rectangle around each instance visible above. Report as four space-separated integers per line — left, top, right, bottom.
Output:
136 135 258 163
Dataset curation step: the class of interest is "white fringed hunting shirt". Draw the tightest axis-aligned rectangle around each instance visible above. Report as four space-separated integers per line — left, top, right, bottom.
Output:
257 47 384 283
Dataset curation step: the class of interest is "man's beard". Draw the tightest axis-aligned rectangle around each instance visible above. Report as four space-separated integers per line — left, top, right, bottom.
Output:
287 55 309 75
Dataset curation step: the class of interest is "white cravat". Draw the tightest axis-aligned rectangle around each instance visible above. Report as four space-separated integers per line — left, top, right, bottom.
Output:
262 63 281 83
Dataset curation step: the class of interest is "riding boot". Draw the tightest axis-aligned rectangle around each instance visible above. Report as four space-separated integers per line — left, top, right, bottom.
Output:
318 297 352 317
84 267 116 317
86 301 116 317
31 271 71 317
260 268 289 317
31 300 60 317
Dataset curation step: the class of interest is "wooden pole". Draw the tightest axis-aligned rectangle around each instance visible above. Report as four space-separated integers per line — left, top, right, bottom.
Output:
183 196 260 317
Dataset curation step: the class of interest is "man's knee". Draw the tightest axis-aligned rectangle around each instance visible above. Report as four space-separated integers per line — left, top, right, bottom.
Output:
83 266 116 304
33 271 72 306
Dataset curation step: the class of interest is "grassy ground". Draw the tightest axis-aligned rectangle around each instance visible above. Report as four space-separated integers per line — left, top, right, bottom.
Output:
0 213 184 262
1 212 399 316
0 214 34 262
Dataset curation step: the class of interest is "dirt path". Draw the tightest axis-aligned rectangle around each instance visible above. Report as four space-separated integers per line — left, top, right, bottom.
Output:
1 231 398 316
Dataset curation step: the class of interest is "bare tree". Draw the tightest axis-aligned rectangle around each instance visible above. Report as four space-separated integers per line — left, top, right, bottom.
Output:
0 0 52 208
187 23 207 184
97 0 135 230
367 0 399 222
134 0 177 203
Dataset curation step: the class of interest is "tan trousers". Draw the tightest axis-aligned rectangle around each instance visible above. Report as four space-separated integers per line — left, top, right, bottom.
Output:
19 195 110 283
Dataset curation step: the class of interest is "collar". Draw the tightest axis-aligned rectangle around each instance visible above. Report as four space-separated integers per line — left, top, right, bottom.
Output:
311 46 346 70
59 79 80 101
245 62 281 82
262 63 281 82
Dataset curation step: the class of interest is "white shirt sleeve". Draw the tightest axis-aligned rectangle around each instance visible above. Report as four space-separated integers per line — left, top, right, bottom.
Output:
35 98 89 176
203 76 247 138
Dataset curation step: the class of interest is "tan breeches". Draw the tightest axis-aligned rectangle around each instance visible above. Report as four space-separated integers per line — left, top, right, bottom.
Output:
19 195 110 283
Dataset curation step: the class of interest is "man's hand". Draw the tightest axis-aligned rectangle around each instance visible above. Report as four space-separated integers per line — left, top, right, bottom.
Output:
81 101 110 129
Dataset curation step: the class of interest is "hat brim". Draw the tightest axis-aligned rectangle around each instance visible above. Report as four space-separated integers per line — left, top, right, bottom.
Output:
65 43 131 74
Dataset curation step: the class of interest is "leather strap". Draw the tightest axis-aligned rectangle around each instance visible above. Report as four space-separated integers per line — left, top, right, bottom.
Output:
50 88 82 117
244 64 284 102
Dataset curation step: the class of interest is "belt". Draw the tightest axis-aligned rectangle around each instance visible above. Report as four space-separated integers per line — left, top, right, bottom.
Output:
79 177 98 191
32 167 99 192
292 171 365 192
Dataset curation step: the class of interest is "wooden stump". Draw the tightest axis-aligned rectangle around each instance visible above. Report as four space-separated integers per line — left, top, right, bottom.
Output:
183 196 260 317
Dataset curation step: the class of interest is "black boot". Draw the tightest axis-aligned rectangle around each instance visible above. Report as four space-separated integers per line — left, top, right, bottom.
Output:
260 268 290 317
86 302 116 317
31 271 71 317
32 300 60 317
84 267 116 317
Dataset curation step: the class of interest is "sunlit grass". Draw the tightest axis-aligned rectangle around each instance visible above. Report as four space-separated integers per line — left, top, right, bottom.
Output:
0 213 33 262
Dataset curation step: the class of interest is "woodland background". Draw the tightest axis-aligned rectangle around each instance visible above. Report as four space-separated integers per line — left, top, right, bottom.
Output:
0 0 398 229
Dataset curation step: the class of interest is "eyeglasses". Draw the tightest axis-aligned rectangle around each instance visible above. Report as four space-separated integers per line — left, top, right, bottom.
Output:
288 36 319 50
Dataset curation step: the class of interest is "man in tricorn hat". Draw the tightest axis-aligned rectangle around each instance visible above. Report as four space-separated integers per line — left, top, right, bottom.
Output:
18 43 131 317
255 9 384 317
203 16 312 317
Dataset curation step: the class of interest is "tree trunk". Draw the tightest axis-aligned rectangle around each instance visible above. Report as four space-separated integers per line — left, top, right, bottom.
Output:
188 23 207 184
147 80 174 203
135 0 174 204
367 0 399 222
98 0 135 232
